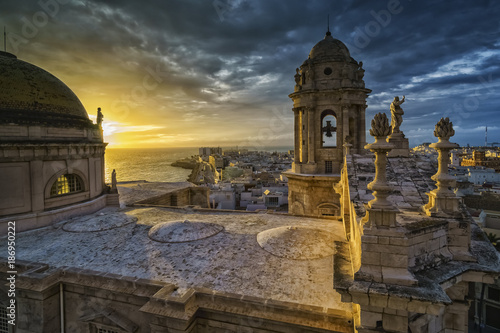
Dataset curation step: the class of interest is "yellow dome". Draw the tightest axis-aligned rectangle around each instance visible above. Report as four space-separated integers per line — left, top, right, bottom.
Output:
0 51 92 128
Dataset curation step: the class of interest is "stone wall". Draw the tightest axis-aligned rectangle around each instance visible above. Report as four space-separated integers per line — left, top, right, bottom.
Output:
2 262 355 333
286 172 340 217
0 194 108 235
406 221 451 271
136 187 210 208
0 143 106 217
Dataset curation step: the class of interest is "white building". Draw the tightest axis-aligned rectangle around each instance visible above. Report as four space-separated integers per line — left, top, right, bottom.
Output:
263 190 288 208
468 167 500 185
450 152 461 166
209 187 236 210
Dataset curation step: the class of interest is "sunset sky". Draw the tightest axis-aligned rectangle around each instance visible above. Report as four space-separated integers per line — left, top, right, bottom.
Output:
3 0 500 148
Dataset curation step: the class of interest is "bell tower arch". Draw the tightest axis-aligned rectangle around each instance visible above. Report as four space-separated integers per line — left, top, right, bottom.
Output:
286 30 371 217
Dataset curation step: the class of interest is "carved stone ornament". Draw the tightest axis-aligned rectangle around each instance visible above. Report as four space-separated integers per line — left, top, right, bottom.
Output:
369 112 392 138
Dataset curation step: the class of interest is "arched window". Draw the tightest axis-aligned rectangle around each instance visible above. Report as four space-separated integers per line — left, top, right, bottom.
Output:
50 174 83 197
321 110 337 147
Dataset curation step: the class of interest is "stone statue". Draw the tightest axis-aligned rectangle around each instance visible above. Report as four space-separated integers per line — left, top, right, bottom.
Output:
390 96 405 133
294 68 301 86
96 107 104 127
111 169 117 191
356 61 365 81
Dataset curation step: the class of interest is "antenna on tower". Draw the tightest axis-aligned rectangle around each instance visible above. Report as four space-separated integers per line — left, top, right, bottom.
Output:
3 26 6 52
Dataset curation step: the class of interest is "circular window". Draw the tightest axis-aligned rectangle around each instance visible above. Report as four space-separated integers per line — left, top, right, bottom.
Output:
324 67 332 75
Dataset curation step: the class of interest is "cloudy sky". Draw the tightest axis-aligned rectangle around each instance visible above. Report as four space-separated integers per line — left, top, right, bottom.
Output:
3 0 500 148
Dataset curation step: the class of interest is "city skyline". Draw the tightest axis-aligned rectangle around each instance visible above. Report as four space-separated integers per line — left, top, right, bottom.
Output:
3 0 499 148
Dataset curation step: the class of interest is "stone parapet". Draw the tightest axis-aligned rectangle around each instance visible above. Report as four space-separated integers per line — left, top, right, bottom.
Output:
1 259 355 333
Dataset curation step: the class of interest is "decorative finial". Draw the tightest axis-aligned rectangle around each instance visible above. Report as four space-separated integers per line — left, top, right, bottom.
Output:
369 112 392 138
423 117 460 218
434 117 455 140
363 113 397 228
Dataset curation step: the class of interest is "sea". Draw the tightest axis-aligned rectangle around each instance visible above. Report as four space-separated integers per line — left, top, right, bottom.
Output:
104 146 292 184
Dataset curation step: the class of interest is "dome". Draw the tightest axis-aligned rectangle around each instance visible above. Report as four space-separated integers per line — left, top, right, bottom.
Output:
148 220 224 243
0 51 93 128
308 32 351 62
256 226 336 260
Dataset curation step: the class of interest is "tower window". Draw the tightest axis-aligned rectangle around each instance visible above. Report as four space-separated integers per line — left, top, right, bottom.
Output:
50 174 83 197
321 110 337 147
325 161 333 174
324 67 332 75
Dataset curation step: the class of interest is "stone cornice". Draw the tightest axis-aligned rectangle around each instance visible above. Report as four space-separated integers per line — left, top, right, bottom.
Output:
0 142 107 161
289 87 372 99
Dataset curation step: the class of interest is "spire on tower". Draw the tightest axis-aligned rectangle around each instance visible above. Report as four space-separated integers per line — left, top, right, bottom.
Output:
326 14 331 36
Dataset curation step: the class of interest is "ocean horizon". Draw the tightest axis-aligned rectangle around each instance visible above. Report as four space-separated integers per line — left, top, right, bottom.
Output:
105 146 293 184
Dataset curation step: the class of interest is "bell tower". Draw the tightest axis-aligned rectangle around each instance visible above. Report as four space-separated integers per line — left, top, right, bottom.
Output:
287 30 371 217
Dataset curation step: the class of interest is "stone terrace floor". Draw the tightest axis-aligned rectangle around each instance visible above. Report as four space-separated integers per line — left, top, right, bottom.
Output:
6 205 353 316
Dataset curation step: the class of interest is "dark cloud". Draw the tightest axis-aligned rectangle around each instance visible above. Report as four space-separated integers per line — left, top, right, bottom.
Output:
3 0 500 147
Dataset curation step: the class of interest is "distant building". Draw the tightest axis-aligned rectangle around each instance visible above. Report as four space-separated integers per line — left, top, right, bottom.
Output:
467 167 500 185
462 149 500 171
199 146 222 157
263 190 287 208
209 185 236 210
450 151 461 166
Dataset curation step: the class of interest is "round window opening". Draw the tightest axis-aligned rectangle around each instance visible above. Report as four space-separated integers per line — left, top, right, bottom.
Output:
324 67 332 75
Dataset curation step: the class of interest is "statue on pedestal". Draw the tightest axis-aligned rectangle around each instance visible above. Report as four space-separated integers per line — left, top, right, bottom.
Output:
387 96 410 157
96 107 104 127
390 96 405 133
111 169 117 192
294 68 301 85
